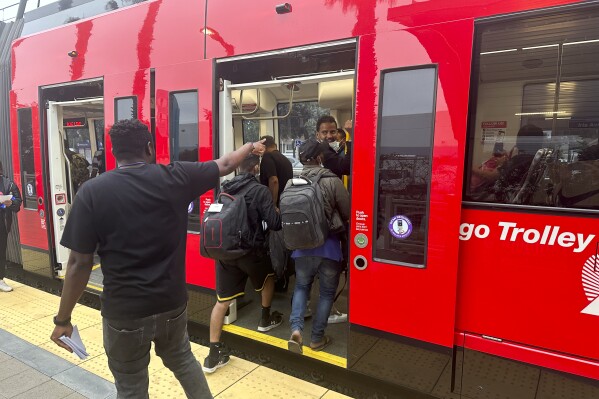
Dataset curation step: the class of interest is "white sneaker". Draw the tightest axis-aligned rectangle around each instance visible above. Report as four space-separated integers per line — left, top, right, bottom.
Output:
328 310 347 324
0 279 13 292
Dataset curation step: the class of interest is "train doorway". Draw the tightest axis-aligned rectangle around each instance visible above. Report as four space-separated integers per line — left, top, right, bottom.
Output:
216 40 356 365
46 98 104 288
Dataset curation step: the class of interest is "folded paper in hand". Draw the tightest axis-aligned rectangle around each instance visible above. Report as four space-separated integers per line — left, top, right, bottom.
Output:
58 325 89 360
0 195 12 202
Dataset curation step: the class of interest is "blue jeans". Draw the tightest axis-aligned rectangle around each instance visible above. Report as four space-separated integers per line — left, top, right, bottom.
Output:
289 256 341 343
103 304 212 399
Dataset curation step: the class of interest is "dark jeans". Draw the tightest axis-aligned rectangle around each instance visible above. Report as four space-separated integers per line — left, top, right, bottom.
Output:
103 304 212 399
0 221 7 279
289 257 342 343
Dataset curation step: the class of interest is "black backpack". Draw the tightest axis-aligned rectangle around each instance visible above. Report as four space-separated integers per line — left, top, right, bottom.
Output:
200 184 258 261
279 174 329 250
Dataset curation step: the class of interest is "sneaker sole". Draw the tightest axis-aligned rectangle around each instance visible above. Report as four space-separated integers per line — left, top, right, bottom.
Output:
257 320 282 332
327 316 347 324
202 358 230 374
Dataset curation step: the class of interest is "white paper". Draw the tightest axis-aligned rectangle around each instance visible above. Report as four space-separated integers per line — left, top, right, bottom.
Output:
0 195 12 202
58 325 89 360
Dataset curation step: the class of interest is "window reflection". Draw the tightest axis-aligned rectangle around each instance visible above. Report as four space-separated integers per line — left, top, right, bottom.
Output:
373 68 436 268
465 9 599 211
170 91 200 232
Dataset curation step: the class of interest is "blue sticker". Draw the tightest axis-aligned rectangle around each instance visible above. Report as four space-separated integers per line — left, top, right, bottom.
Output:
389 215 413 239
188 202 194 214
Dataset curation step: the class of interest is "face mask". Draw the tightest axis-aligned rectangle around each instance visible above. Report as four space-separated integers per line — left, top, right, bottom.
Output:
329 141 340 152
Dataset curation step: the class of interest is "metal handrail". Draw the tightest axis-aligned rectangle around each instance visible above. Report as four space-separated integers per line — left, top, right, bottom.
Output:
232 89 261 117
242 84 296 121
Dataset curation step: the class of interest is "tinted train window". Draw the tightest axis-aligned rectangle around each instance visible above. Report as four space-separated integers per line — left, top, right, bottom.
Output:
18 108 36 210
465 8 599 211
373 67 437 268
169 91 200 232
114 97 137 122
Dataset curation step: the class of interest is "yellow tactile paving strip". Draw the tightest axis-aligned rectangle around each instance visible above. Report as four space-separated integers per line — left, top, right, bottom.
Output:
0 279 354 398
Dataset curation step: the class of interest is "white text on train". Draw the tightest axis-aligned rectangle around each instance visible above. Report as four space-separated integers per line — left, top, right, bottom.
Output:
459 222 595 253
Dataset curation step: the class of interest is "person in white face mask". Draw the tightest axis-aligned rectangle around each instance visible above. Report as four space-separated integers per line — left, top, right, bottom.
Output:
314 116 350 179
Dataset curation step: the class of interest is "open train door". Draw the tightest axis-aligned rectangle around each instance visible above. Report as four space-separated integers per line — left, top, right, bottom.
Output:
46 98 104 276
347 22 473 394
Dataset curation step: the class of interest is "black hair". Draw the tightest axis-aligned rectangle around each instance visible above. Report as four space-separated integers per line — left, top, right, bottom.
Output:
109 119 153 160
260 135 277 149
316 115 337 132
239 154 260 172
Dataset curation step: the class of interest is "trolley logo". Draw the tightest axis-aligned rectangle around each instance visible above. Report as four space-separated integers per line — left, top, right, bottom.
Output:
459 221 595 253
581 255 599 316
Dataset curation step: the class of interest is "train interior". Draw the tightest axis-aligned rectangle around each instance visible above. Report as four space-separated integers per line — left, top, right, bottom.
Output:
216 41 356 360
46 95 105 289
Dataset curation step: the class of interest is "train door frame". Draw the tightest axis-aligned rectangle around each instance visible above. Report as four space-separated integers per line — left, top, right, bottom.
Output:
46 98 104 276
218 69 356 362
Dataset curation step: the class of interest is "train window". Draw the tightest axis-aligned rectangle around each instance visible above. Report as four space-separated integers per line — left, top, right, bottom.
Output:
169 91 200 232
242 120 260 143
17 108 36 210
465 8 599 211
373 67 437 268
114 96 137 122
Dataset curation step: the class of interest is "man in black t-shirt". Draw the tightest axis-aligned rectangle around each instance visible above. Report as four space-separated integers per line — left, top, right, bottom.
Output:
258 135 292 207
50 119 265 399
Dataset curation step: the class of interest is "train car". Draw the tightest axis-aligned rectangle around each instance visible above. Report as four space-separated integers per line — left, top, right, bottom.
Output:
7 0 599 397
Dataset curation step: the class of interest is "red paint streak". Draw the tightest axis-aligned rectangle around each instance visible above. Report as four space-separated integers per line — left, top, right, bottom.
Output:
133 1 162 122
205 27 235 56
325 0 379 36
70 21 93 81
11 39 23 86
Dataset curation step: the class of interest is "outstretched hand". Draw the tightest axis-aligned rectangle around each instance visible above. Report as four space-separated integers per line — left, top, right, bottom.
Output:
252 139 266 156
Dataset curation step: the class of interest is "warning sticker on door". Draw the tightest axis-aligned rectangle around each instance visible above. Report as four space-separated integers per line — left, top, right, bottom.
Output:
389 215 412 239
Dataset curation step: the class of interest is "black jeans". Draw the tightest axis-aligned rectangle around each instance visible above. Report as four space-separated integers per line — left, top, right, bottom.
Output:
0 220 7 279
103 304 212 399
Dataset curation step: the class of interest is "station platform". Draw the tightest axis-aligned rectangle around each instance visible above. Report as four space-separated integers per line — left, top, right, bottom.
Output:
0 279 353 399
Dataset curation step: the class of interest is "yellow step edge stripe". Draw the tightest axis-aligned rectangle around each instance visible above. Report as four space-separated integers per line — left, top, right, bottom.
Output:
57 271 104 292
222 324 347 368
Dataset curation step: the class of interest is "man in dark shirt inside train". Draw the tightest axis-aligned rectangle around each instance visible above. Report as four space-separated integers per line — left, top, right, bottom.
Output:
50 119 266 399
259 135 293 207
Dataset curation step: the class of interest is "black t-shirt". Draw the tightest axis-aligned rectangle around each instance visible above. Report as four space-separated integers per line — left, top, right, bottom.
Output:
60 161 219 319
259 150 293 205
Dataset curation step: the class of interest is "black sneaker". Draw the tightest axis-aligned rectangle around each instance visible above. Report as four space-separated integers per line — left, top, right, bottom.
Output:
202 345 231 373
257 311 283 332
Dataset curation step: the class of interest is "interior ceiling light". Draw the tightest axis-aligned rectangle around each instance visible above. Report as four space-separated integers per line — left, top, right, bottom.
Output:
515 111 569 116
480 49 517 55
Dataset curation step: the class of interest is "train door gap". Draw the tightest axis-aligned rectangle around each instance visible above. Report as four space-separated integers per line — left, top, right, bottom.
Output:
215 41 356 364
46 98 104 289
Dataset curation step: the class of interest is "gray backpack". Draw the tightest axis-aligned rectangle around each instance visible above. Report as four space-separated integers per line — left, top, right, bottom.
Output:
280 174 329 250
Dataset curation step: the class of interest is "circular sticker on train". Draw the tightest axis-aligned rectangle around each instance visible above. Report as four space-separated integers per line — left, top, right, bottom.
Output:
188 202 194 214
389 215 412 239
